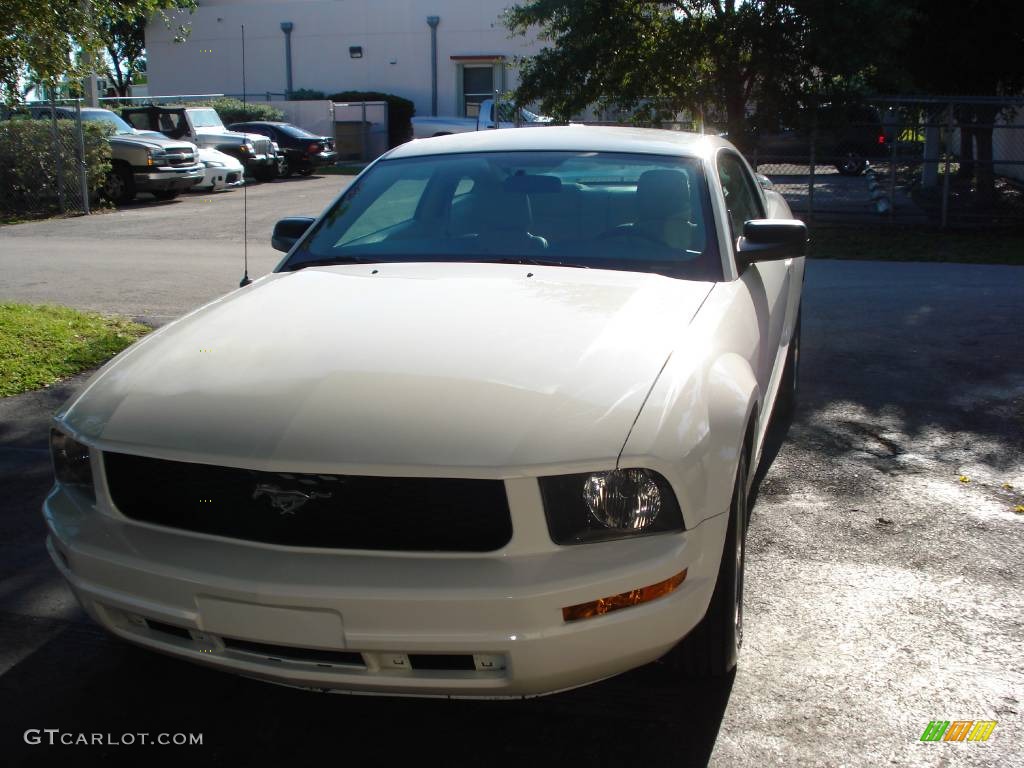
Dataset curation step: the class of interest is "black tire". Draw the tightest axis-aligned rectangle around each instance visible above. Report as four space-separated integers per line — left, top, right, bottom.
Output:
279 157 293 178
777 310 801 416
664 448 749 677
835 146 868 176
252 165 277 182
152 190 178 201
103 163 135 204
297 167 314 176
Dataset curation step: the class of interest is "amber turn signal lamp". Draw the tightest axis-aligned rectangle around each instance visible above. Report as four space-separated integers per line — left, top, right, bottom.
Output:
562 570 687 622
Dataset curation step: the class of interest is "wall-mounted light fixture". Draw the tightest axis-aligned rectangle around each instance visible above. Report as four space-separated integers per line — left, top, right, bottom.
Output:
349 46 363 59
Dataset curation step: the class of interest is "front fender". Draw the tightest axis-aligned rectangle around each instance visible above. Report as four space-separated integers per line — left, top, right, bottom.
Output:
618 350 759 532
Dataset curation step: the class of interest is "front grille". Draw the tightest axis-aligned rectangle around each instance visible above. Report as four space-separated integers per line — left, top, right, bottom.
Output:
164 146 196 167
103 452 512 551
252 137 271 154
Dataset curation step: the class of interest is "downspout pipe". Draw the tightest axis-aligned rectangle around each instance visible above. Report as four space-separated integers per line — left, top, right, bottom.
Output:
427 16 440 116
280 21 294 97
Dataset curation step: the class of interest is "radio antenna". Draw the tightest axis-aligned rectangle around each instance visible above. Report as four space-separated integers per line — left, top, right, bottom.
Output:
239 23 252 287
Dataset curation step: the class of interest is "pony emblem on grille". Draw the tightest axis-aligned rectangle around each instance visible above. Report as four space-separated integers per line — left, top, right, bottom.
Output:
252 483 332 515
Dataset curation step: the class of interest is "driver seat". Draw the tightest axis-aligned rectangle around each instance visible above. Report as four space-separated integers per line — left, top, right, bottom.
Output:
635 169 696 250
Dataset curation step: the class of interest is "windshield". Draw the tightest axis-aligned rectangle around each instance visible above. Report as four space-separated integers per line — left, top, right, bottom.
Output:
189 109 224 128
282 151 720 281
81 109 134 135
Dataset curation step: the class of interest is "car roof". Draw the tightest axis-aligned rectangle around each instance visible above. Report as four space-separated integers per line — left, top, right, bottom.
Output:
388 125 730 160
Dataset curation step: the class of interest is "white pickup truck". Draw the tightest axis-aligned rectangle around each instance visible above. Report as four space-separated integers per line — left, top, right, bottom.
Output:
411 98 553 139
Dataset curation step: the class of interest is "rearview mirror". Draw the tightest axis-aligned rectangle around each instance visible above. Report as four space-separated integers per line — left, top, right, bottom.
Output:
272 216 315 252
736 219 807 265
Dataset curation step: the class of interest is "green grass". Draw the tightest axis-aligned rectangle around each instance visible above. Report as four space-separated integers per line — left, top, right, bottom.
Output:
0 303 150 397
809 226 1024 265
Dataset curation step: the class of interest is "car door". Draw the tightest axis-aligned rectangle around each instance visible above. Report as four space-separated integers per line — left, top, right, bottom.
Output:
717 150 791 399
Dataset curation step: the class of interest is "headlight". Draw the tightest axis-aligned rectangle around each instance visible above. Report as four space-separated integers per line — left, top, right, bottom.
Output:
204 160 226 168
146 150 168 167
238 143 252 153
540 469 682 545
50 428 95 501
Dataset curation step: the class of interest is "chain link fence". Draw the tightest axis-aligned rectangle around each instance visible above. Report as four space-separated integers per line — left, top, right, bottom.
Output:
746 96 1024 227
0 99 101 217
580 96 1024 228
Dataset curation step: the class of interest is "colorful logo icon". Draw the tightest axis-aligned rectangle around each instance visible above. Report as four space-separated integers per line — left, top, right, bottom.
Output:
920 720 997 742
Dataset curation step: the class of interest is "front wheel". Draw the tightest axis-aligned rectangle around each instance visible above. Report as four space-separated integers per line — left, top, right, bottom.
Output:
663 449 748 677
102 164 135 204
777 310 801 416
297 167 314 177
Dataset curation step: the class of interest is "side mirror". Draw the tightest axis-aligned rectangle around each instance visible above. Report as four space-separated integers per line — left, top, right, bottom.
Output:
736 219 807 265
272 216 315 252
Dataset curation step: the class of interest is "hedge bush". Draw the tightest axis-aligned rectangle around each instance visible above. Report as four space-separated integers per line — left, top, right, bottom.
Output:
288 88 325 101
327 91 415 147
0 120 112 214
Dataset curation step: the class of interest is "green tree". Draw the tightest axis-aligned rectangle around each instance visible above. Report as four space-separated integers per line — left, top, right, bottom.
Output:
0 0 194 103
98 1 192 97
505 1 905 147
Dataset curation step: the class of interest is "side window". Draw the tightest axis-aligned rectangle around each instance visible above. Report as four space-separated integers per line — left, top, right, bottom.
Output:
717 152 764 238
336 178 428 245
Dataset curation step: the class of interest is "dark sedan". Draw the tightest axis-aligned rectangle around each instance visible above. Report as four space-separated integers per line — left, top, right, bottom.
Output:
228 121 337 177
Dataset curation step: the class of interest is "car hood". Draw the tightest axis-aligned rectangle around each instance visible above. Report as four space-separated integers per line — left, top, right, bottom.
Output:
110 133 195 152
194 127 263 144
197 147 244 168
60 263 713 475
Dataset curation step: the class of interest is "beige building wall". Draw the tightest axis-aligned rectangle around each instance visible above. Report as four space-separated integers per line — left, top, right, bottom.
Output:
145 0 544 119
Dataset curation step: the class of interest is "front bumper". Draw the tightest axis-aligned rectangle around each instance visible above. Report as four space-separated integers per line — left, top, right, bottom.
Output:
242 153 275 168
132 164 204 192
195 165 244 191
43 484 726 698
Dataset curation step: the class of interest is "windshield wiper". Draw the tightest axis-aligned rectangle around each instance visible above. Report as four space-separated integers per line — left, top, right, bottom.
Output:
285 256 377 271
491 256 590 269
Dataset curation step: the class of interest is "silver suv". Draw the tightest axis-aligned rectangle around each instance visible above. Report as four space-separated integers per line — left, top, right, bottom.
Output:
31 106 204 203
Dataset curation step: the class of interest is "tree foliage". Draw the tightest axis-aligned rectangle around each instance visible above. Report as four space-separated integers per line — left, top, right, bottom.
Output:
0 0 194 103
505 1 907 145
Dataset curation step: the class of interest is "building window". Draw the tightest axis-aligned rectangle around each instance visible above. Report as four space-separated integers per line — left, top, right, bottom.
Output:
452 57 505 118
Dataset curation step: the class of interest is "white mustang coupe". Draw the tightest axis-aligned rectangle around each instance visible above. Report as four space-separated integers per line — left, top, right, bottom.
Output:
45 126 805 697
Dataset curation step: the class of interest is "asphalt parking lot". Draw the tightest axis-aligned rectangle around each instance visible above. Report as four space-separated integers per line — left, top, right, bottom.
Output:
1 178 1022 766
